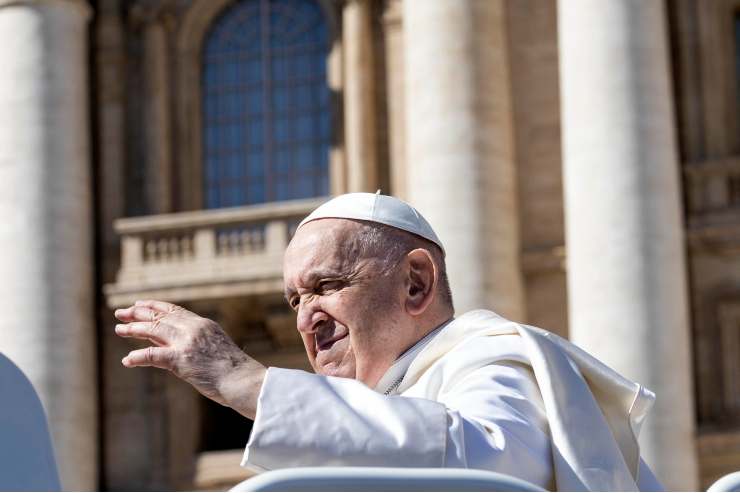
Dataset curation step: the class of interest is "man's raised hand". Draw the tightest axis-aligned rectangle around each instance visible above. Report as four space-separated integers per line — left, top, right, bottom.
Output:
114 300 266 419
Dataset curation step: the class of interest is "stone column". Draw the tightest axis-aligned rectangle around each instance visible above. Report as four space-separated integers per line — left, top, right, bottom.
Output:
559 0 698 489
403 0 524 319
343 0 378 192
382 0 406 199
0 0 96 490
144 18 173 214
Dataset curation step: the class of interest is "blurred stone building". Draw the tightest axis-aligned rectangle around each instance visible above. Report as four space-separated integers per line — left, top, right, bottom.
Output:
1 0 740 490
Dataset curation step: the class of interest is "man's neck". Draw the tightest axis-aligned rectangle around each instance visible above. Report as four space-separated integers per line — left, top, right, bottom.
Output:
399 315 453 360
411 303 454 347
375 318 453 395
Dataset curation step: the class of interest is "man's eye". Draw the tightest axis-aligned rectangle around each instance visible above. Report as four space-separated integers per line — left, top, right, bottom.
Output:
289 297 299 309
318 280 343 292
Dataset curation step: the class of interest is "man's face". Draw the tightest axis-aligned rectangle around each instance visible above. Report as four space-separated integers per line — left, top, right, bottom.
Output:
283 219 407 387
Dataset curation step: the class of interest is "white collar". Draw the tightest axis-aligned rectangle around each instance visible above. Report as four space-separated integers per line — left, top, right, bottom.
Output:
373 319 453 395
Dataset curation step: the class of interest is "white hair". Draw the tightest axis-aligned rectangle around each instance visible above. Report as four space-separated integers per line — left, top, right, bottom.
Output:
349 220 454 309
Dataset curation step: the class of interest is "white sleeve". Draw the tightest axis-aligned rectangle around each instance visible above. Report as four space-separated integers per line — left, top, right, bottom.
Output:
241 367 448 470
440 362 552 487
241 364 552 488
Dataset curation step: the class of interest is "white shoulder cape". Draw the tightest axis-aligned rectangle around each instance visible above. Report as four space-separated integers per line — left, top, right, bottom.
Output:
400 310 656 491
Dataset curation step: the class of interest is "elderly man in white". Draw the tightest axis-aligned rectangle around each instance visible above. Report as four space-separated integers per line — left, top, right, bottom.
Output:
114 193 663 491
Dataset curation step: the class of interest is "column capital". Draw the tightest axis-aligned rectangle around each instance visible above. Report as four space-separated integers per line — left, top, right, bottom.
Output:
0 0 91 18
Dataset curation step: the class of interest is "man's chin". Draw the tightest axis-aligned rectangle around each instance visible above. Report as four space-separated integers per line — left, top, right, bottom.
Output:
315 361 356 379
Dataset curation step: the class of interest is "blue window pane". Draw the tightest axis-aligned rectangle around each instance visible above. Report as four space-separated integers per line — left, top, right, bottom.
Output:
249 123 263 148
202 0 331 208
295 146 312 169
274 90 289 113
249 153 265 176
319 108 331 139
247 91 262 116
295 115 312 140
275 118 291 143
276 181 290 201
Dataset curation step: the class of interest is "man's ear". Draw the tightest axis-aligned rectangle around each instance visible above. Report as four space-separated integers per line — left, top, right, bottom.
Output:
404 248 438 316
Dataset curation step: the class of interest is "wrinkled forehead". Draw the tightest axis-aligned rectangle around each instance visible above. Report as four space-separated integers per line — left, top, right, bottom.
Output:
283 218 361 283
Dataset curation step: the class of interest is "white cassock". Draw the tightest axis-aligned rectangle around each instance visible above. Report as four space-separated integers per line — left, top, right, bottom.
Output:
241 310 664 491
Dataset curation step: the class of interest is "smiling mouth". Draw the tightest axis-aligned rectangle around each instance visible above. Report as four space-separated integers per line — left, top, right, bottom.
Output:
316 330 349 352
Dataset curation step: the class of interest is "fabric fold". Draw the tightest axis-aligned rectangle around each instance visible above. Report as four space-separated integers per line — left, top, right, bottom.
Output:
400 310 655 491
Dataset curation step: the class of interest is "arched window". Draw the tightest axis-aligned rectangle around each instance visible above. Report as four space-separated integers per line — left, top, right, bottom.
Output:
202 0 331 209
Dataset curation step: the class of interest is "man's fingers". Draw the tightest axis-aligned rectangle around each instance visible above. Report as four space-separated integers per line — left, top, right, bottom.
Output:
135 299 181 314
115 322 169 346
122 346 174 370
114 305 158 323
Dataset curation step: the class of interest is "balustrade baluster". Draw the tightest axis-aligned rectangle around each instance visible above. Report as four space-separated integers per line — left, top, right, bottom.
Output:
195 228 216 263
121 235 144 269
240 229 251 253
145 239 157 263
257 227 266 250
265 220 288 255
229 230 241 255
168 237 179 261
157 238 169 262
181 236 193 258
218 232 229 256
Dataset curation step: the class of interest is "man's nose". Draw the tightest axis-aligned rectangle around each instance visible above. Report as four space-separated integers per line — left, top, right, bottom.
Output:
296 300 328 334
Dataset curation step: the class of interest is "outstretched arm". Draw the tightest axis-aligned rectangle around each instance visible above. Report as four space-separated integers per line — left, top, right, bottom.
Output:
243 361 552 488
114 299 266 419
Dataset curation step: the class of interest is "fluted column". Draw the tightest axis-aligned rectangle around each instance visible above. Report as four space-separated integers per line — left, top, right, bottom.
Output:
403 0 524 319
0 0 96 489
343 0 378 192
559 0 697 489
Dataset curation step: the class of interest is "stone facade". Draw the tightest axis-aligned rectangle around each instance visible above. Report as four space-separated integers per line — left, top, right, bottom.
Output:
4 0 740 490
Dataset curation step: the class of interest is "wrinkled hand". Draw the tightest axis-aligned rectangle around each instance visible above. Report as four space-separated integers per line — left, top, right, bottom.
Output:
114 300 265 419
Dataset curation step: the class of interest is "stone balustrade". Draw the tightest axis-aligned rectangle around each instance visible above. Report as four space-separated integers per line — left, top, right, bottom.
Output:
104 197 326 308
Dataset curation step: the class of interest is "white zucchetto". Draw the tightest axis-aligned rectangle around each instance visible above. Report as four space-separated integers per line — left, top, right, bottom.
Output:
298 192 445 255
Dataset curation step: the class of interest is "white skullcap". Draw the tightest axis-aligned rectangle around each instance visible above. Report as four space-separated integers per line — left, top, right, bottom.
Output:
298 192 445 256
